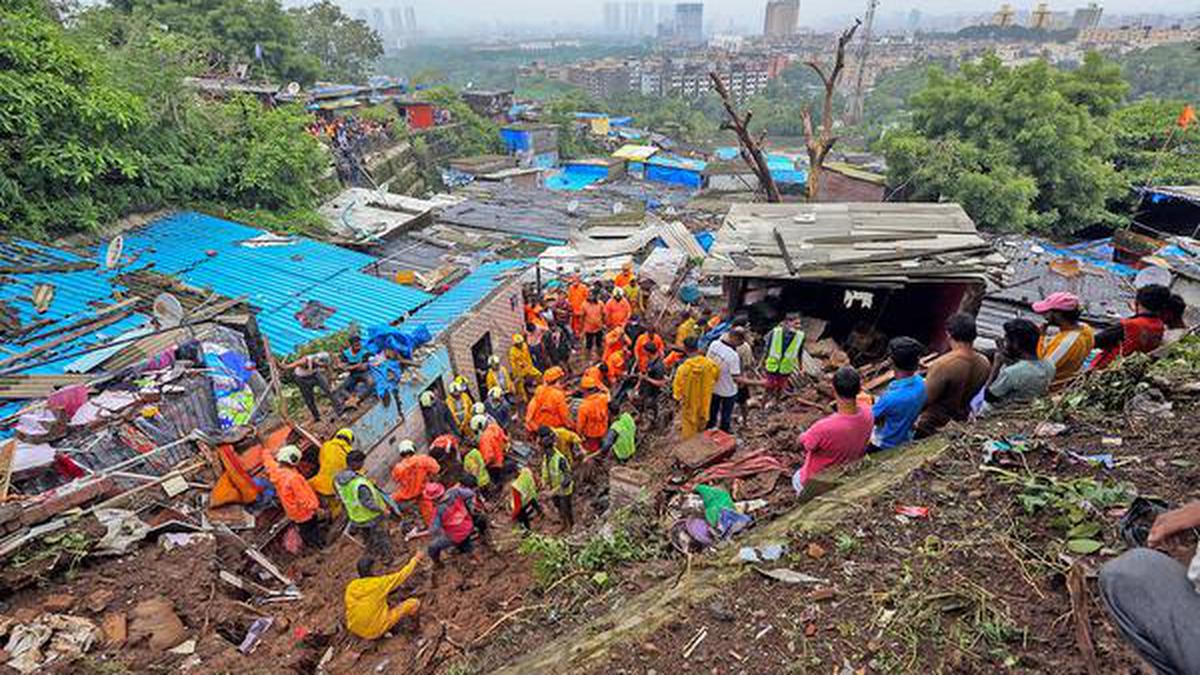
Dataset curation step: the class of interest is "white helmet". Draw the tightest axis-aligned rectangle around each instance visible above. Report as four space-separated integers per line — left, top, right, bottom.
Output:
276 445 302 465
469 414 489 432
488 355 500 367
472 402 486 416
613 286 625 298
420 391 435 407
398 439 416 455
488 386 504 400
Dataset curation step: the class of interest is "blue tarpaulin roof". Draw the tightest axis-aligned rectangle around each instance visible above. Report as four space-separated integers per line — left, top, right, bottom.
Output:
117 212 434 356
405 259 532 337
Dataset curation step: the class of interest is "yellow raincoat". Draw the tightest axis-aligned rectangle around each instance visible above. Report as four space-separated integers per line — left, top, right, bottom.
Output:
446 390 474 435
509 343 541 402
308 437 352 496
486 365 514 396
344 554 421 639
672 355 720 439
675 318 698 347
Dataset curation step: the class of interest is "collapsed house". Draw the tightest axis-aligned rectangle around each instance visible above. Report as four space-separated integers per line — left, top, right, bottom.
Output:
702 203 1006 354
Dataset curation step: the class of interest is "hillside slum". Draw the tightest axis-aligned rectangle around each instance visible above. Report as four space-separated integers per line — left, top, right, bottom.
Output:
2 144 1200 673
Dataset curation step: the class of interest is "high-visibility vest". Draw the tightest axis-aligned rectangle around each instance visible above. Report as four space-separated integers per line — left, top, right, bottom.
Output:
337 475 385 525
610 413 637 461
541 449 573 496
765 326 805 375
510 467 539 515
463 448 491 488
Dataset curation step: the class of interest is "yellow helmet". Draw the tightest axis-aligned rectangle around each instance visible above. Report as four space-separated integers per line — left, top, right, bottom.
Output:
276 445 302 465
335 428 354 444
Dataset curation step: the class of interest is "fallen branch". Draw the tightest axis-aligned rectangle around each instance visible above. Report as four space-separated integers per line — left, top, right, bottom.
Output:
470 604 548 646
1067 563 1101 675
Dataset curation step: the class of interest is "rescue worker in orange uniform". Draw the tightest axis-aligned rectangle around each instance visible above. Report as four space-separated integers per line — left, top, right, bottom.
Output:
582 363 612 394
634 330 665 374
603 326 630 364
263 444 324 549
525 367 572 434
604 287 633 330
472 414 513 479
390 440 441 530
614 262 635 290
567 276 589 338
581 292 606 359
576 376 611 454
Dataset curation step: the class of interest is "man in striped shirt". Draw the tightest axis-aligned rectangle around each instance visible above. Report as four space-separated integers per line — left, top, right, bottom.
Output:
1033 292 1095 388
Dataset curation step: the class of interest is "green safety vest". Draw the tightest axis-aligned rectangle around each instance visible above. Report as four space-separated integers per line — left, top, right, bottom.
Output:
511 467 539 514
541 450 573 496
463 448 491 488
611 413 637 461
764 326 805 375
337 475 385 525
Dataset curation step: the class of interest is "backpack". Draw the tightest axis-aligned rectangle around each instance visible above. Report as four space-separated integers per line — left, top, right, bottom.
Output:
441 496 472 544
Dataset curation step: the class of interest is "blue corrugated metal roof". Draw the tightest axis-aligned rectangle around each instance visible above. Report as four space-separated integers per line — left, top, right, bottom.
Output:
405 259 532 337
117 212 434 356
0 240 151 376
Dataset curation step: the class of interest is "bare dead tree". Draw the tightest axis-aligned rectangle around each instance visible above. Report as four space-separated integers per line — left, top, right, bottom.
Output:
709 72 781 203
802 19 861 202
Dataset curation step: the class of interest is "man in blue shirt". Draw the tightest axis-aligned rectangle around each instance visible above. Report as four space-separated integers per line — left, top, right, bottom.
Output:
870 337 926 452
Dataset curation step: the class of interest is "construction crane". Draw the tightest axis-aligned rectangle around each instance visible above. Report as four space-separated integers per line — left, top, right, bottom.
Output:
848 0 878 125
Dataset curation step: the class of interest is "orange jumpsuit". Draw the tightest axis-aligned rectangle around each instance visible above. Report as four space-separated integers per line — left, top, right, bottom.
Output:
478 422 509 468
614 270 634 288
262 453 318 524
603 327 629 363
605 349 627 384
568 282 589 336
576 392 611 452
582 301 604 336
604 297 632 330
634 333 665 373
583 365 611 394
390 455 441 525
525 384 571 433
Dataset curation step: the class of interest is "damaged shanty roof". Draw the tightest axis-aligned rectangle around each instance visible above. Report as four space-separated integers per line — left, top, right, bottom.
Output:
438 183 641 243
117 212 434 356
703 203 1004 284
318 187 460 242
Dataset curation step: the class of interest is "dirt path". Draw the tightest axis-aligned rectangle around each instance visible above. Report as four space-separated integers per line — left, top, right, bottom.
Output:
493 437 950 674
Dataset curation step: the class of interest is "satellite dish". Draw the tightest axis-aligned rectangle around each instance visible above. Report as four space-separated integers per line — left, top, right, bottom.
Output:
104 236 124 270
153 293 185 328
285 81 301 96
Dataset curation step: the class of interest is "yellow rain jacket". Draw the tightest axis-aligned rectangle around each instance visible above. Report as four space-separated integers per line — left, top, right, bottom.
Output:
344 554 422 639
672 355 720 440
509 343 541 402
308 437 352 496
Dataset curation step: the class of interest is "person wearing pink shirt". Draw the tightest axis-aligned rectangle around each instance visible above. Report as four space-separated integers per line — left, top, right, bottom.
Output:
792 367 874 495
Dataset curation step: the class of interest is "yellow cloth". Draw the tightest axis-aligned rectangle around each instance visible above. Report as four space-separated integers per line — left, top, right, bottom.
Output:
308 438 351 496
344 554 422 640
1038 324 1095 387
446 391 474 434
672 355 720 440
675 318 698 346
486 366 514 395
550 427 583 459
509 343 541 402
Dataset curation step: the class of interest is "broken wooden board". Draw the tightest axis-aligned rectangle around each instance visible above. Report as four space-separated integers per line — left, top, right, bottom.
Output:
672 430 737 470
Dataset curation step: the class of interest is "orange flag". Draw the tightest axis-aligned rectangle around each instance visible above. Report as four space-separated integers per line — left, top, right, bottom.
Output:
1179 104 1197 130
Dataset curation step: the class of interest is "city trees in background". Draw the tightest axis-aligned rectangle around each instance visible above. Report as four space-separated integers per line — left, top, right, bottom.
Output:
1110 99 1200 194
289 0 383 84
881 53 1129 237
1118 44 1200 102
420 87 503 156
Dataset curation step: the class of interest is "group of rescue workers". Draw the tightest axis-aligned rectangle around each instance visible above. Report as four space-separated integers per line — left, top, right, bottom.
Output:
253 254 1189 648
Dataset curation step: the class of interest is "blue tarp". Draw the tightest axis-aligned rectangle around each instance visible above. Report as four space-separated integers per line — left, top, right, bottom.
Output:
609 116 633 127
645 163 702 189
500 128 530 152
365 324 433 360
546 163 609 191
695 232 715 252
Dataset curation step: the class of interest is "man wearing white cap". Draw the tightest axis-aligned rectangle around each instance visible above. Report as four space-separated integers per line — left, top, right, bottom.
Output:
1032 291 1094 387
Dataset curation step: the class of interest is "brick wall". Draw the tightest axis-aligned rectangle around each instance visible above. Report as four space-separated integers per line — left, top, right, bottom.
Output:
441 275 526 402
817 171 886 203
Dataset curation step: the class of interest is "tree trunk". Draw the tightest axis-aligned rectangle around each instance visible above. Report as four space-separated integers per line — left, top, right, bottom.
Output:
709 72 781 203
802 20 861 202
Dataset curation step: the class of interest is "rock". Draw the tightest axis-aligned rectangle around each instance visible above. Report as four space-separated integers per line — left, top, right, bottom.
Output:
102 612 127 646
809 587 836 602
11 608 40 624
707 601 735 623
804 623 818 637
85 589 114 614
805 543 827 559
41 594 74 613
641 642 660 655
128 596 186 651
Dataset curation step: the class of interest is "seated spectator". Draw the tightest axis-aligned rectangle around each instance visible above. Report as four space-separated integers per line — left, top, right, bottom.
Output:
915 313 990 437
1032 292 1094 387
870 337 927 452
1092 284 1171 370
1099 501 1200 674
791 367 874 495
982 319 1055 412
1161 293 1189 347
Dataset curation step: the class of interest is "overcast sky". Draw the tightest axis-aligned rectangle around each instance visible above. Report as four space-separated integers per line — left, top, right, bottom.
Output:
333 0 1195 34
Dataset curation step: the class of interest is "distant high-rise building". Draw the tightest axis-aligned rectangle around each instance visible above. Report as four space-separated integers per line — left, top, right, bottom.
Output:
907 8 922 32
763 0 799 37
641 2 656 34
1071 2 1103 30
390 7 405 34
371 7 385 31
1030 2 1052 29
405 6 417 33
674 3 704 43
603 2 622 33
354 8 369 24
992 3 1015 26
625 1 640 34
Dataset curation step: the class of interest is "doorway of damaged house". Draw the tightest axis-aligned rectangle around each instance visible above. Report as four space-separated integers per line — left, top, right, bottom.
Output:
470 333 494 396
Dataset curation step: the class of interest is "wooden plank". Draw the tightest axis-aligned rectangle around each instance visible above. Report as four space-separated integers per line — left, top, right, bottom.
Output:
0 310 134 370
0 439 14 500
15 298 140 346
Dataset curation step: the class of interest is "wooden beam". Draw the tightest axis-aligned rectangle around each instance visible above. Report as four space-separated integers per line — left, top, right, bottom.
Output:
772 227 798 277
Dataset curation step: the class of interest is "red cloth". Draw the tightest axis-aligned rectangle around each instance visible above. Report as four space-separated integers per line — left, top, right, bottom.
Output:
796 404 874 485
1092 314 1164 370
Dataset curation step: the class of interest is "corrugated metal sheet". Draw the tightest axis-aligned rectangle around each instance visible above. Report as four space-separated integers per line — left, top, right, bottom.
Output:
405 260 532 337
117 212 434 356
